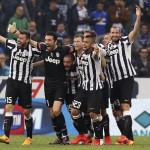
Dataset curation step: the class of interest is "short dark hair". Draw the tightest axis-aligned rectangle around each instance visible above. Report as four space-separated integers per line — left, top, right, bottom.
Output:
84 30 97 38
74 34 84 40
20 30 30 39
49 0 57 4
45 31 58 41
110 26 121 32
64 53 75 61
97 0 105 5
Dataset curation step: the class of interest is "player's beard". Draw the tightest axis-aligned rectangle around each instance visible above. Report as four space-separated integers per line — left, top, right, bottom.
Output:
17 42 27 49
112 36 120 43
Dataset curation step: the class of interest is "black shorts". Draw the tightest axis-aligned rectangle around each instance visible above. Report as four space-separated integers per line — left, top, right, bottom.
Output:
65 93 75 112
110 76 134 109
44 82 67 108
101 81 110 109
5 78 32 109
72 88 103 114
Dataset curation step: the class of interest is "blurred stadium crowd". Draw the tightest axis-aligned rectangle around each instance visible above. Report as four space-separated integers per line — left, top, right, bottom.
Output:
0 0 150 77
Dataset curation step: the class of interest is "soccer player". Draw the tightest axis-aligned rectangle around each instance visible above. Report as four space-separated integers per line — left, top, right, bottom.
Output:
64 35 94 145
31 31 71 144
83 30 112 145
8 21 71 144
71 31 106 146
0 30 42 145
108 5 141 144
100 33 113 145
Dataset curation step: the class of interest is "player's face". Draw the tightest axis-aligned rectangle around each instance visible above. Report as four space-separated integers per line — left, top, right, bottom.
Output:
63 56 73 71
45 35 56 51
103 34 111 46
17 34 29 48
110 28 121 42
83 37 94 51
73 37 83 51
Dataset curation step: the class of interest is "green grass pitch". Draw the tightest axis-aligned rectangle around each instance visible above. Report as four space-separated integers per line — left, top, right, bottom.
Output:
0 135 149 150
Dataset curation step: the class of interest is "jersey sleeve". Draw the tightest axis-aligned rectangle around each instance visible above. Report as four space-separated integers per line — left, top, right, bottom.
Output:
32 47 43 57
37 42 47 51
5 39 16 50
62 45 75 56
121 36 132 45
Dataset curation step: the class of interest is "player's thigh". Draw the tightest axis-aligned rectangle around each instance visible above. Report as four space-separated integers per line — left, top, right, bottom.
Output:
19 82 32 109
110 81 121 105
87 89 103 114
72 88 87 112
5 78 18 105
55 83 67 103
120 77 134 104
65 94 75 113
101 82 109 109
44 88 55 108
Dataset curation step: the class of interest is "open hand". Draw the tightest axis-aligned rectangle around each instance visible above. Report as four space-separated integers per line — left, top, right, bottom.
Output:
7 22 16 33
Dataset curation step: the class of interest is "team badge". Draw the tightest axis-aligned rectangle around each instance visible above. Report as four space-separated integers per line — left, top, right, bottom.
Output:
56 52 59 57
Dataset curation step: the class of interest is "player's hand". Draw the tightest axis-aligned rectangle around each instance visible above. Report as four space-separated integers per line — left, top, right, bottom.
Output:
136 5 141 18
7 22 16 33
93 44 100 53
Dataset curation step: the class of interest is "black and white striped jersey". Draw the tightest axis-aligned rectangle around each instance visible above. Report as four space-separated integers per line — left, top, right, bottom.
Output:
66 66 79 95
6 39 41 84
98 43 113 88
75 52 83 88
108 36 136 82
80 51 103 91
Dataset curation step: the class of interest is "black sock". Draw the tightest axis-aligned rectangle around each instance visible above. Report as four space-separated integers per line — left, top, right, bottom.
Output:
25 117 33 139
4 116 13 138
123 115 133 141
51 117 62 139
115 116 124 135
56 113 68 137
92 118 103 139
102 114 110 137
83 114 94 135
73 114 88 134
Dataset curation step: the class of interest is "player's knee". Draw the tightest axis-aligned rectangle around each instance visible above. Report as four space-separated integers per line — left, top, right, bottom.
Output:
71 108 80 116
89 112 98 120
113 110 122 117
53 108 61 116
121 103 130 111
5 104 14 112
23 109 31 116
101 108 107 117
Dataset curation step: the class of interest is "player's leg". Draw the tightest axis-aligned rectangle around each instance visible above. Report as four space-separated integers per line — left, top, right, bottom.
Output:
19 82 33 145
101 81 111 144
70 89 88 144
44 84 63 144
110 81 124 137
52 83 69 144
120 77 135 145
0 78 17 144
87 89 104 146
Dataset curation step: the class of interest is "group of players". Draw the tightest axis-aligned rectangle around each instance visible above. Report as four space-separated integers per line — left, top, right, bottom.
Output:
0 5 141 146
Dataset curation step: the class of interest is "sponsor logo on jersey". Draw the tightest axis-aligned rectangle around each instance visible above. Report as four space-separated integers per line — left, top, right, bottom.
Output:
45 56 60 64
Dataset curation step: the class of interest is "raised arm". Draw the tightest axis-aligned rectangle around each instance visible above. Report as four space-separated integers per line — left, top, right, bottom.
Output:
129 5 141 43
30 39 38 48
92 44 107 67
8 22 38 48
7 22 20 37
0 35 7 44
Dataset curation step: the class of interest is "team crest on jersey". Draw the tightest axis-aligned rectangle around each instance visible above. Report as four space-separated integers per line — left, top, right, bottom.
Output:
56 52 59 57
81 59 89 66
108 43 118 56
50 52 53 57
23 50 29 57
